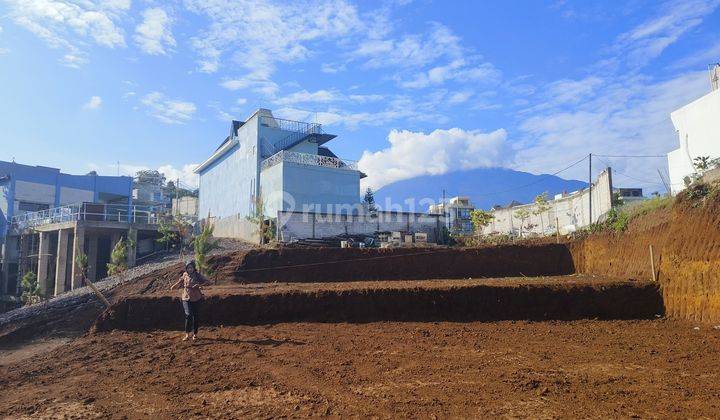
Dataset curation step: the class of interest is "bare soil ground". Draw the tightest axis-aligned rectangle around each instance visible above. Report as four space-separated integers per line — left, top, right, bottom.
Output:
1 319 719 418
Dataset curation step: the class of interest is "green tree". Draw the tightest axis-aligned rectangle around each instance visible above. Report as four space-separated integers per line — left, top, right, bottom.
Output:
363 187 377 213
532 192 551 234
107 237 129 276
20 271 41 305
693 156 711 173
193 221 218 276
246 195 274 245
470 209 494 233
514 208 530 238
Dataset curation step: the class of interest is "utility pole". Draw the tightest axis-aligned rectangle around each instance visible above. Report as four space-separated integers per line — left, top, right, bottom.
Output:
442 189 448 230
588 153 592 225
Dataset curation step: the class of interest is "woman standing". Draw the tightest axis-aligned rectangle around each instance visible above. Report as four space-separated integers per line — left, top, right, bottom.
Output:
170 260 213 341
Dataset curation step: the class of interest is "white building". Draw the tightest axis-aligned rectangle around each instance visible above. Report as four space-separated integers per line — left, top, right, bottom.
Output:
667 64 720 195
429 196 474 235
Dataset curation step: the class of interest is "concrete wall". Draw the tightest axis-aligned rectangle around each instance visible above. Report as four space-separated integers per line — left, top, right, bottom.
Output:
59 186 94 205
210 214 260 243
483 169 613 236
260 161 361 219
668 88 720 194
277 211 443 243
0 161 132 239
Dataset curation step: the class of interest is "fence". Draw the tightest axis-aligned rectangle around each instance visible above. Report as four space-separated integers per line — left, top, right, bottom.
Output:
11 202 170 230
483 168 614 236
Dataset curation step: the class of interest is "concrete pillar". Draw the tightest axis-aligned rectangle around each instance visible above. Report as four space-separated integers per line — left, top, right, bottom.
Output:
37 232 51 296
71 225 85 289
0 243 9 296
127 227 137 268
87 234 99 282
110 232 122 250
54 229 70 296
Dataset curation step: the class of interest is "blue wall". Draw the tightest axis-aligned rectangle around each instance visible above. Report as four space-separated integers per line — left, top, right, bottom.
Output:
198 114 260 219
0 160 132 238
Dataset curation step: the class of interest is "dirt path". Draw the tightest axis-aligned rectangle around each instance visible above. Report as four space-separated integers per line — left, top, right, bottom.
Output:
1 319 719 418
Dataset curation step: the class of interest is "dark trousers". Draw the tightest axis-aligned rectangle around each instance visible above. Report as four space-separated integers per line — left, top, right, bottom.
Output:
182 300 200 334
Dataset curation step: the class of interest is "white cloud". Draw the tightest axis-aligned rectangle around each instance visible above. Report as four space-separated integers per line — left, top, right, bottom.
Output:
612 0 720 69
5 0 128 66
275 94 449 130
514 71 711 187
83 95 102 109
358 127 508 190
353 23 462 69
399 58 500 89
141 91 196 124
447 91 473 105
134 7 176 55
220 73 280 96
92 162 200 189
274 89 342 106
157 163 200 188
185 0 362 83
236 98 247 105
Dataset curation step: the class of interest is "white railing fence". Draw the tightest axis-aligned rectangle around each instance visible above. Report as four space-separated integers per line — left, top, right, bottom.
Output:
261 150 358 172
11 202 170 230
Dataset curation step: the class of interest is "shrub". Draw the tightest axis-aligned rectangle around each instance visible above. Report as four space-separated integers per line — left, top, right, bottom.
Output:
20 271 41 305
107 237 129 276
193 221 218 276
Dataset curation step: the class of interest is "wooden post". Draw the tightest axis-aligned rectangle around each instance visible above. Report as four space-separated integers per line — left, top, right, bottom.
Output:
649 245 657 282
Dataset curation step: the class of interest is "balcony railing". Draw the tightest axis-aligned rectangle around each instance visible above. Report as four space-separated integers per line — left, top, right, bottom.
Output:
259 115 321 134
10 202 170 230
261 150 358 172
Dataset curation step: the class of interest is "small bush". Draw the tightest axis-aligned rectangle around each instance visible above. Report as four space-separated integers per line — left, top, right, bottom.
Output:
21 271 41 305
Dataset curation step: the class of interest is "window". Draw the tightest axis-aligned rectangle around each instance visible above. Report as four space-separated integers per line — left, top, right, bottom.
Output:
18 201 50 212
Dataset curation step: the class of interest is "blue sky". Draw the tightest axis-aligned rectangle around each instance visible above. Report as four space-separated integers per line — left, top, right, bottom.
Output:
1 0 719 192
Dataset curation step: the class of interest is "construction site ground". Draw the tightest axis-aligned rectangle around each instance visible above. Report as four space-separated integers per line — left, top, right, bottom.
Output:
2 189 720 418
2 318 719 418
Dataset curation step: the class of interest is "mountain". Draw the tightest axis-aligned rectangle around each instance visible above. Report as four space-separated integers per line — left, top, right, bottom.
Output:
373 167 587 212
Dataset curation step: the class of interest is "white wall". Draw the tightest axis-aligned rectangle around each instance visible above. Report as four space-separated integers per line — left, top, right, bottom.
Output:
277 211 443 243
483 169 613 236
668 89 720 194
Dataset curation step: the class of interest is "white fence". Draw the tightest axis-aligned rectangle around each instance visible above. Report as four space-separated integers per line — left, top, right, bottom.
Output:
261 150 358 172
483 168 614 236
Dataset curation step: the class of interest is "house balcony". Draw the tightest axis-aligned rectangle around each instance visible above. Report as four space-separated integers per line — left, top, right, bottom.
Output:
261 150 360 172
10 202 170 232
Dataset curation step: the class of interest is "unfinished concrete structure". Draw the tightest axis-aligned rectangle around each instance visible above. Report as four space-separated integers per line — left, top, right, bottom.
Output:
0 161 167 309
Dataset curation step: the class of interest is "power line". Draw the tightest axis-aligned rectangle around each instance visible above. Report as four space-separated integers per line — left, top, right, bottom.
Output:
593 154 666 158
477 155 589 197
594 156 666 187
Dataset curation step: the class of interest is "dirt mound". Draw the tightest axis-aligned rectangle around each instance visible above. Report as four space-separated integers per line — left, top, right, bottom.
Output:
572 193 720 323
93 277 662 331
210 244 575 284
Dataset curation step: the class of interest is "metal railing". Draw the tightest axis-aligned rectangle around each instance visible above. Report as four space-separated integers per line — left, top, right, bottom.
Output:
258 115 325 157
261 150 358 172
259 115 321 134
10 202 170 230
